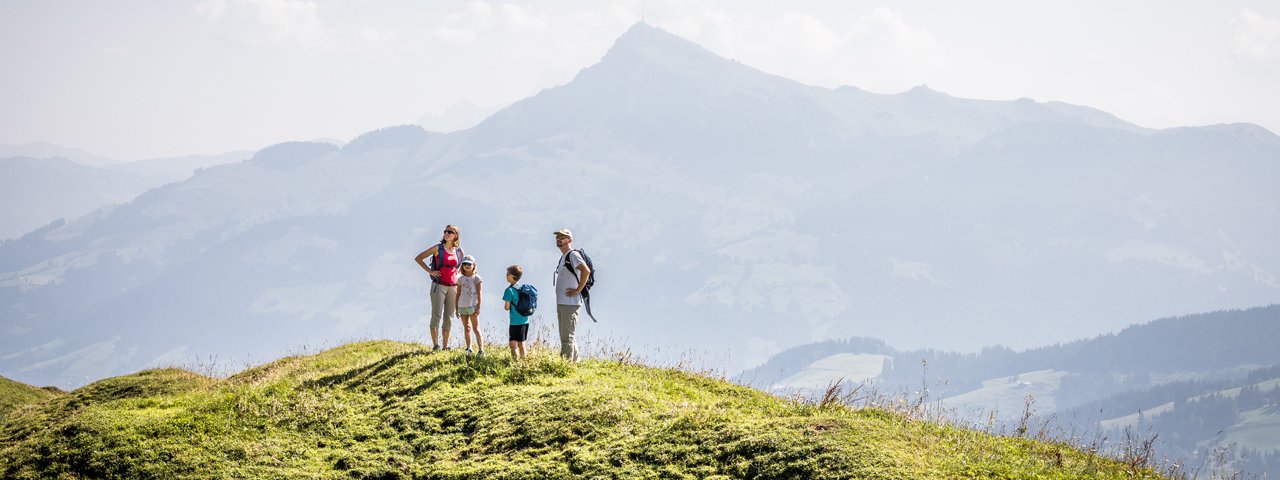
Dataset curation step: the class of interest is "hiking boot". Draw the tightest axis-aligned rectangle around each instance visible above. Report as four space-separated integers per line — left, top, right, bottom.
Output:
477 349 485 357
464 347 474 355
432 345 441 352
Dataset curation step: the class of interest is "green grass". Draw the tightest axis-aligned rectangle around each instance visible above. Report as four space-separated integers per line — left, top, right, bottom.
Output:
0 340 1168 479
0 376 61 418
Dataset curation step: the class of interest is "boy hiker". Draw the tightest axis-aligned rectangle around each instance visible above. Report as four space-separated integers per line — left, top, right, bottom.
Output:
553 228 590 362
503 265 531 360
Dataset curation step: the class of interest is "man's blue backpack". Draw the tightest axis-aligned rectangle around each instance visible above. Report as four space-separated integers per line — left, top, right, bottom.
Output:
514 284 538 317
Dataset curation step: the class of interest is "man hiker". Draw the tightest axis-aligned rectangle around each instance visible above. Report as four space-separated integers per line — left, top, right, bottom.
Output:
553 228 590 362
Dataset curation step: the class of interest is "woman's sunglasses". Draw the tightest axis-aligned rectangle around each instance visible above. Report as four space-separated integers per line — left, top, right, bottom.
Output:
444 230 457 234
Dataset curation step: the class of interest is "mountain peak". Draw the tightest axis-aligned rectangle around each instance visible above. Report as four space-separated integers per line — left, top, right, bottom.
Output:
901 84 950 98
599 22 727 70
611 22 687 49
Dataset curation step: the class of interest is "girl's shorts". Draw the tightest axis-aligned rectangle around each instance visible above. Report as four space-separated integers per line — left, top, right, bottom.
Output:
458 306 477 316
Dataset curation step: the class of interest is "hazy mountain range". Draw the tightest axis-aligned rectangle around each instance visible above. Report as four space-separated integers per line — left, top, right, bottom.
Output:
0 142 122 168
2 23 1278 390
0 148 250 239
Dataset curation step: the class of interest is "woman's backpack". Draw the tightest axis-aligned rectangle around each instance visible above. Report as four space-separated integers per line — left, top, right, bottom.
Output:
430 242 464 283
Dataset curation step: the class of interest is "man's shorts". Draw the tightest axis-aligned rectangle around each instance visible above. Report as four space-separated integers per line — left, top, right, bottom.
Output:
509 324 529 342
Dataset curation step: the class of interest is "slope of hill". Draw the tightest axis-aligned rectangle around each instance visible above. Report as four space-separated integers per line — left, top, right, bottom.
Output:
0 340 1166 479
0 376 59 418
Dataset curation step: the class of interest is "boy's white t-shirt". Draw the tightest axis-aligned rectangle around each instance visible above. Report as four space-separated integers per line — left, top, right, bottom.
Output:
457 274 482 308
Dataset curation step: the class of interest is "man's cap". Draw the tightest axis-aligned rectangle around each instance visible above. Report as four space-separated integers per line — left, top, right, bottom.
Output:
553 228 573 239
461 255 476 265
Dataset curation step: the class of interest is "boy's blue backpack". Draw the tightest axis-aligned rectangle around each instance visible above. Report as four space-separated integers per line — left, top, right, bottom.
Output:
514 284 538 317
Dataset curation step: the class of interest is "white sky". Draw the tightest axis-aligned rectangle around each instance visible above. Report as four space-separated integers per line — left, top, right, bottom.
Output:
2 0 1278 160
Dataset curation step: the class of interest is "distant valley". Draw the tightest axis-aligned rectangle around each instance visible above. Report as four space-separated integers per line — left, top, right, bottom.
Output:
738 305 1280 476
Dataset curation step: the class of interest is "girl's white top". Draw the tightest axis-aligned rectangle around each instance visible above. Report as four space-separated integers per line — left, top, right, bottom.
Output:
457 274 482 308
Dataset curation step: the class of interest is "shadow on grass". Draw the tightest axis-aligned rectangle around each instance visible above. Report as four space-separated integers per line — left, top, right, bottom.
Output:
304 349 432 391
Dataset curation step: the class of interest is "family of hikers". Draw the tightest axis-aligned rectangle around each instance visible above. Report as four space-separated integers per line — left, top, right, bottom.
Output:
413 226 592 360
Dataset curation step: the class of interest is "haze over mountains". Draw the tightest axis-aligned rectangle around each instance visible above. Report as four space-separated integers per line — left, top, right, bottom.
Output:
2 23 1278 390
0 142 122 168
0 146 250 239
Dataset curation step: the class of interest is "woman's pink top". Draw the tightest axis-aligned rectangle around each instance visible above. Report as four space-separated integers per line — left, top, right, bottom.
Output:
436 247 461 286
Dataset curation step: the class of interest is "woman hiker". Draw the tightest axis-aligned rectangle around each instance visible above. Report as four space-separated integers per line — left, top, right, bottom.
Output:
414 224 465 350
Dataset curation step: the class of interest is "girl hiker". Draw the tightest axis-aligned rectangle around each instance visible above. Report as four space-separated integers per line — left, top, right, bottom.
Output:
457 255 484 355
413 224 464 351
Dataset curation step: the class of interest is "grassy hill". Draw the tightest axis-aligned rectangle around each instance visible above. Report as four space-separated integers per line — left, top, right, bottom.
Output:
1 340 1168 479
0 376 60 418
